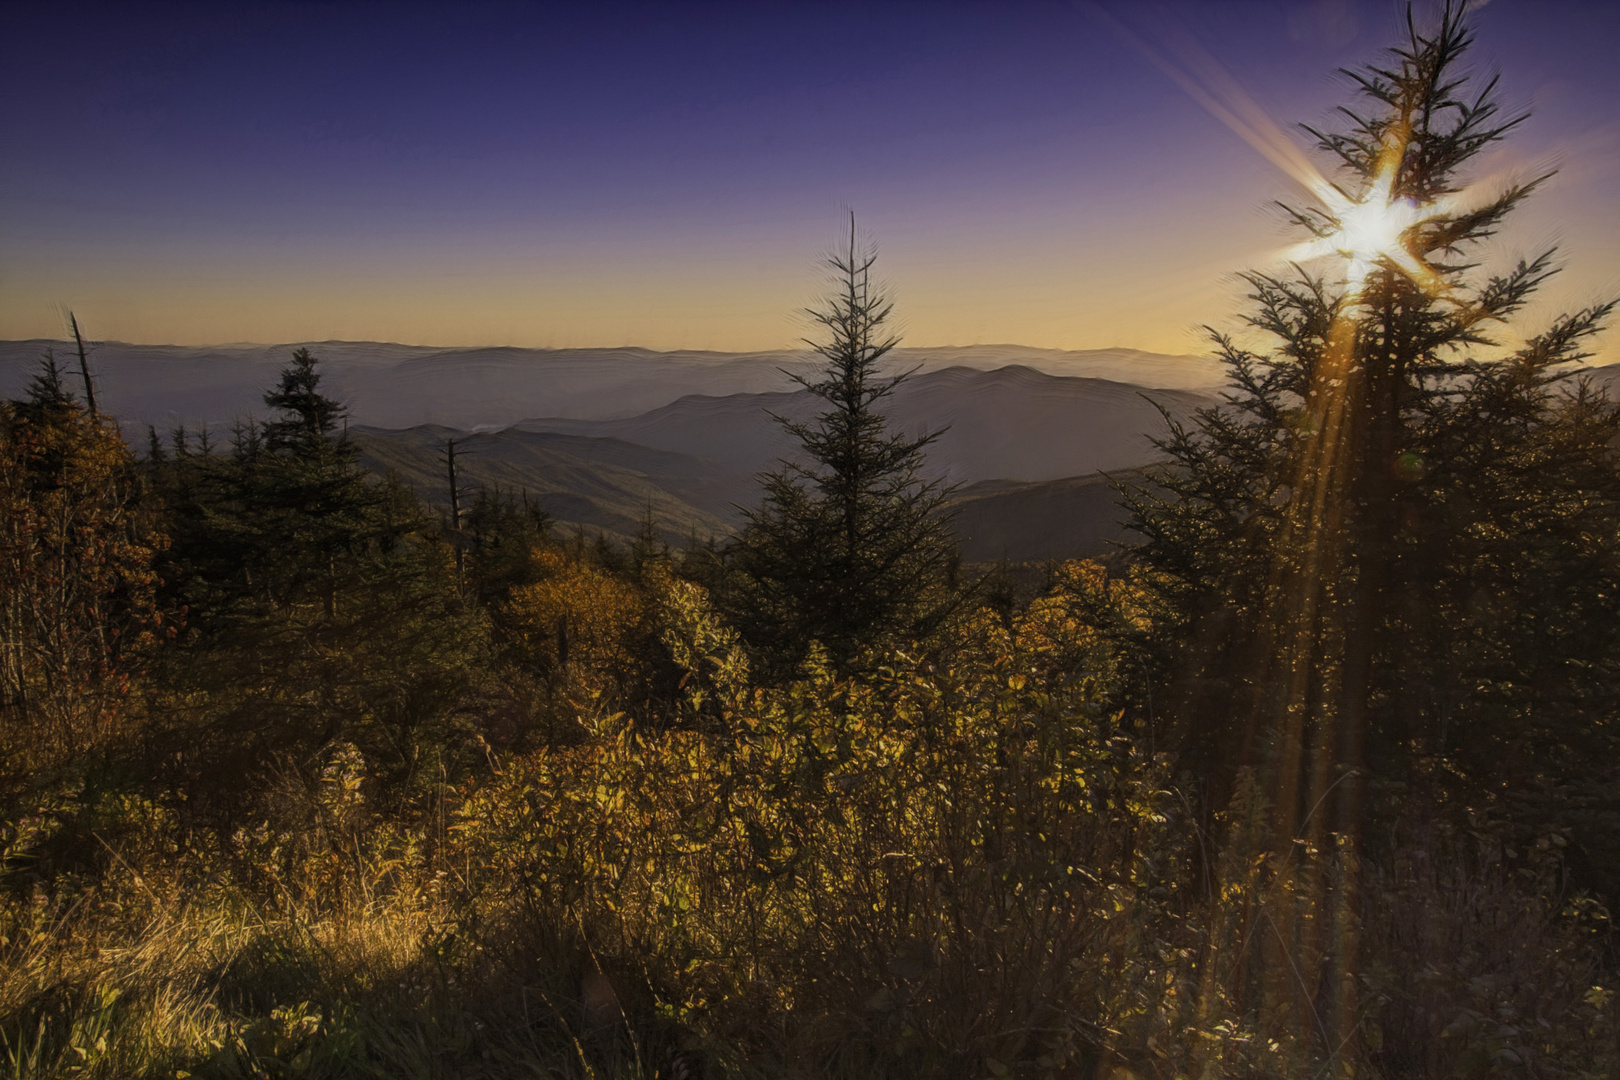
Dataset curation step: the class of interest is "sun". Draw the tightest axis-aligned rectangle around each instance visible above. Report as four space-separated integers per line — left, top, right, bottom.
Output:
1329 188 1426 285
1293 153 1448 295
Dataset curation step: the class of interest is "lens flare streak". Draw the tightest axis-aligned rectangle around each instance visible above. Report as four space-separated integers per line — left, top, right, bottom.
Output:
1096 8 1456 297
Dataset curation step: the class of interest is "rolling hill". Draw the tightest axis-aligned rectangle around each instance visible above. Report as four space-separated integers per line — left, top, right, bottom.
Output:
950 472 1147 563
353 424 1156 560
350 424 749 546
513 365 1214 484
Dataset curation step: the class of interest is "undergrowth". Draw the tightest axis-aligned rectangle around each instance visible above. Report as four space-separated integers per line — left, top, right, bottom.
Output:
0 572 1614 1079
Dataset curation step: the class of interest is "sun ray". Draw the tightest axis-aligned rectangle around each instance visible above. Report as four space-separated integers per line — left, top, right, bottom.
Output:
1098 10 1469 298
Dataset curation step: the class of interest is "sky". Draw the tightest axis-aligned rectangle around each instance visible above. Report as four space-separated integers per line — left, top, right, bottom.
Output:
2 0 1617 359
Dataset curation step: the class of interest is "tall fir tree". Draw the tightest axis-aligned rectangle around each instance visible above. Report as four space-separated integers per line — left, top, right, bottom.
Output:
1124 4 1619 1068
726 218 958 677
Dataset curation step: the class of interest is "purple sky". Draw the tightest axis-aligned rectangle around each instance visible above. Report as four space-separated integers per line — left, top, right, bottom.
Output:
2 1 1616 360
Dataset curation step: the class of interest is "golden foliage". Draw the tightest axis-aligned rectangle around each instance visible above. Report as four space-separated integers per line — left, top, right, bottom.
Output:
449 569 1196 1070
0 399 165 763
507 548 652 676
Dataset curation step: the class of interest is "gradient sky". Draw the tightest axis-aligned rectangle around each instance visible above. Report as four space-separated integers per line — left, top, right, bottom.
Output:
2 0 1616 359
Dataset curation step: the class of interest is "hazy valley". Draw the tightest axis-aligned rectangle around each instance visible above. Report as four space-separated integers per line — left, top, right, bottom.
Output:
0 339 1226 559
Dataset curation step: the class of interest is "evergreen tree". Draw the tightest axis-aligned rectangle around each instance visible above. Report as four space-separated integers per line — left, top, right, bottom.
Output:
159 349 386 622
26 349 72 407
458 483 553 663
264 346 347 454
726 218 958 676
1133 0 1618 823
1124 5 1619 1065
249 348 391 620
151 349 486 815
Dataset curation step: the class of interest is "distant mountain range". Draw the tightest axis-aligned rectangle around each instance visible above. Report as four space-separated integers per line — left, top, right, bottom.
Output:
340 360 1216 559
0 340 1226 430
348 424 1150 563
8 338 1613 562
510 365 1213 483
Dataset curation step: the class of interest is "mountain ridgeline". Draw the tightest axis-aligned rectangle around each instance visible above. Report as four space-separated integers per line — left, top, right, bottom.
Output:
0 340 1227 429
0 339 1225 559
